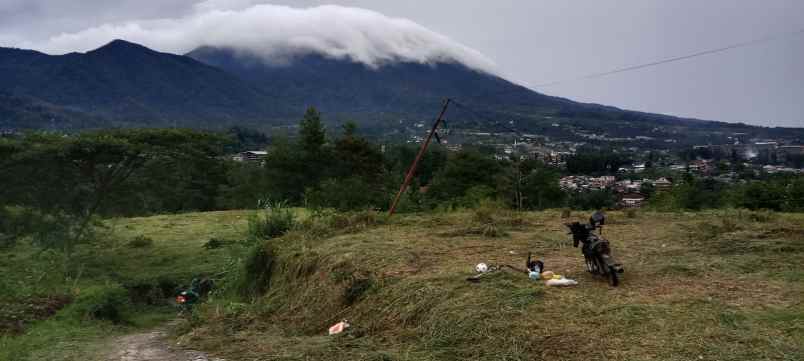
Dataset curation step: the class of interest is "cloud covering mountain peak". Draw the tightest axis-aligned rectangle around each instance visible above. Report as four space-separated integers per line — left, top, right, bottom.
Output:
22 3 496 72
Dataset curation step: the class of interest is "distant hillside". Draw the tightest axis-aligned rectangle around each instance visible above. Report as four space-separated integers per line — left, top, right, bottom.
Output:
0 92 101 130
186 46 575 117
0 40 290 129
186 46 804 144
0 40 801 146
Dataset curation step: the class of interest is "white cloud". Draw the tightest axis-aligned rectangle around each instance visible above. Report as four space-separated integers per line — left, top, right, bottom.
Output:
24 3 496 73
192 0 265 12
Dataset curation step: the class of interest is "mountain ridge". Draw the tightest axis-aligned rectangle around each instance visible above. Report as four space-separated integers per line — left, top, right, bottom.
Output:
1 40 801 146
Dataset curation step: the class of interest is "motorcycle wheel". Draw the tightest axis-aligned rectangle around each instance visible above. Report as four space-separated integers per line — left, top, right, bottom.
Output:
592 254 606 276
584 255 595 273
607 265 619 287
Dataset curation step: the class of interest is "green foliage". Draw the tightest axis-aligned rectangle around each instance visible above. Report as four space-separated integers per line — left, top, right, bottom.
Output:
65 285 129 324
217 161 269 210
458 185 497 208
305 177 386 211
447 199 511 238
299 107 326 154
648 176 804 212
224 126 269 153
427 150 502 206
203 238 234 250
0 129 231 255
665 178 726 210
568 190 617 210
520 164 566 210
384 144 447 186
639 182 657 199
127 235 154 248
734 181 786 211
566 150 631 175
237 243 275 300
263 136 309 203
248 201 297 240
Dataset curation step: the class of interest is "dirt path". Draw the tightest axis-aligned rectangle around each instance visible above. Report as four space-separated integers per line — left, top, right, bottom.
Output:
106 323 224 361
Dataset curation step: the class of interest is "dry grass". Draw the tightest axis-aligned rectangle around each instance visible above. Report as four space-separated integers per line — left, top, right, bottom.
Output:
170 209 804 361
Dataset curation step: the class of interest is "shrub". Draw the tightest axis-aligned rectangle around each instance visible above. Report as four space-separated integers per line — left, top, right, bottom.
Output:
458 186 497 208
248 201 296 240
203 237 233 250
468 200 508 238
748 210 773 223
66 285 129 323
237 243 275 300
626 208 638 219
128 235 154 248
304 177 386 211
124 278 179 305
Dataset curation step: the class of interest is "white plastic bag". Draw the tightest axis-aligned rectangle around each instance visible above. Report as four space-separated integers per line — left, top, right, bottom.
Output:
545 278 578 287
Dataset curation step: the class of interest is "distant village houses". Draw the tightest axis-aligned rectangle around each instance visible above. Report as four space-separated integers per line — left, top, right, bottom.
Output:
233 150 268 163
619 193 646 208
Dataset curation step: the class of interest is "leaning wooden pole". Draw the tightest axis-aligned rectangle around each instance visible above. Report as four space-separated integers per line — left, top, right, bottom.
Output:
388 98 451 216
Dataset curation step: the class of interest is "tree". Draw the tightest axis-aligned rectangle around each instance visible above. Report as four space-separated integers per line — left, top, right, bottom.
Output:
304 122 388 211
300 107 326 154
427 150 502 205
519 161 565 210
263 135 309 203
785 178 804 212
333 123 384 181
640 182 657 199
568 190 617 210
566 150 631 175
0 129 229 258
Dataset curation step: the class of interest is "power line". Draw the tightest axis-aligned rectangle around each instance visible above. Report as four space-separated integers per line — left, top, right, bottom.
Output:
535 27 804 87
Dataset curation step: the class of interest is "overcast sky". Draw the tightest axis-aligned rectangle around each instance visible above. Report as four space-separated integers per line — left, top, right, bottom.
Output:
1 0 801 127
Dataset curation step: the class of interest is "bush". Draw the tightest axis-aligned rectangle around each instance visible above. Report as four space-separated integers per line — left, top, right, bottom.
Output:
293 209 386 241
203 237 233 250
66 285 129 323
237 243 275 300
128 235 154 248
304 177 386 211
748 210 773 223
248 201 296 240
124 278 179 305
626 208 638 219
458 186 497 208
470 200 508 238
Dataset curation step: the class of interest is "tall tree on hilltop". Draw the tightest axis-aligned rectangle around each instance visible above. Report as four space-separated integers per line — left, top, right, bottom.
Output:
300 107 326 154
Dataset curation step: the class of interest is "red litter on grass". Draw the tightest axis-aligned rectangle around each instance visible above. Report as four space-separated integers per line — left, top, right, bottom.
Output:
328 320 350 335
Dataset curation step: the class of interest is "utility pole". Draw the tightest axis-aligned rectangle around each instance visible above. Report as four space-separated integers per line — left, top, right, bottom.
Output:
388 98 451 216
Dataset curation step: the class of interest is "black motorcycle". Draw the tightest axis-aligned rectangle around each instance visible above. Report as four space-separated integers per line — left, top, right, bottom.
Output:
566 212 624 286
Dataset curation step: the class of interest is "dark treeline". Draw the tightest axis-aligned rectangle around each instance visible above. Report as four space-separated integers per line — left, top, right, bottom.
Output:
0 108 565 220
232 108 565 213
2 107 804 250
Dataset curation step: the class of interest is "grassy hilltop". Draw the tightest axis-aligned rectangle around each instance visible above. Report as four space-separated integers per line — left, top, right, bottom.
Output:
1 208 802 360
